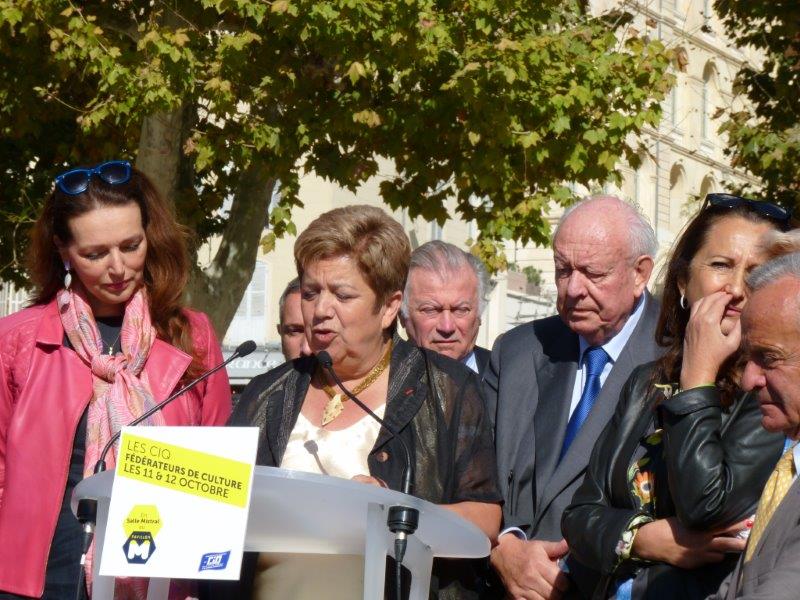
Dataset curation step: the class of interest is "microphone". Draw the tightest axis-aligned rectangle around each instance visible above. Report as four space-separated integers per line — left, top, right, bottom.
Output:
93 339 257 474
316 350 419 597
75 339 256 599
316 350 414 495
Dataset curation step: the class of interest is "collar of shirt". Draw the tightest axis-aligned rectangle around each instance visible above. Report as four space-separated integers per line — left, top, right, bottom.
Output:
567 295 646 420
578 294 646 365
462 350 479 374
784 437 800 480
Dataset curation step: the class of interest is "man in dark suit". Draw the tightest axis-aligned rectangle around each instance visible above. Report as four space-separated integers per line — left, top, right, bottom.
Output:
401 240 491 377
714 252 800 599
484 196 661 599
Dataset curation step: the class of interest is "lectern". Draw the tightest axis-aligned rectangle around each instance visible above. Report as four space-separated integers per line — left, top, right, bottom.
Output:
73 465 490 600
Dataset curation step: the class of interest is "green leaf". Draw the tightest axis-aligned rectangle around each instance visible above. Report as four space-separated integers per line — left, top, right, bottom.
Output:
553 115 570 134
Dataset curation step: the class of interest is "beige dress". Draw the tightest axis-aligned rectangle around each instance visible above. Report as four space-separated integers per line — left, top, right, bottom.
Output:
253 406 386 599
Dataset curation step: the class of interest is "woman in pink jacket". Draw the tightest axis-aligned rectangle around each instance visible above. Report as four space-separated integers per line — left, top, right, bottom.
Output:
0 161 231 599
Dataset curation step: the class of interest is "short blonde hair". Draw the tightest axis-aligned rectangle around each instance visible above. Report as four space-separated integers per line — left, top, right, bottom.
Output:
760 229 800 260
294 205 410 307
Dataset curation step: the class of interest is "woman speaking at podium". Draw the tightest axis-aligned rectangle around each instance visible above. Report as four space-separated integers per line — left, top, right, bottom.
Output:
225 205 501 599
0 161 231 599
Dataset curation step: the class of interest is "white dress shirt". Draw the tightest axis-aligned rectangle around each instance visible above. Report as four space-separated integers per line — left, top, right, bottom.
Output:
568 294 646 419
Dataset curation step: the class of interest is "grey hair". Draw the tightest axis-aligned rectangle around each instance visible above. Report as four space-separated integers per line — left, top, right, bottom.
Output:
747 252 800 292
401 240 489 317
554 195 658 259
278 277 301 325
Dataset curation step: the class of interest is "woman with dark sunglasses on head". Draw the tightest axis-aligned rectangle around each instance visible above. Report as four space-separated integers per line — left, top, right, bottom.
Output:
0 162 231 600
561 195 790 599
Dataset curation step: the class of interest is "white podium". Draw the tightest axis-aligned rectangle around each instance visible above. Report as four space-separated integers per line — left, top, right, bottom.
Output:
73 465 490 600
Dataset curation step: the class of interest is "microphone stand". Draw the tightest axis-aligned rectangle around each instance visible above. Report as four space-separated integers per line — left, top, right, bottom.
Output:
74 339 256 600
318 352 419 600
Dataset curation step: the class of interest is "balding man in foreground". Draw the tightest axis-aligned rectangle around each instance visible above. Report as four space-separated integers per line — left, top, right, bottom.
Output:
401 240 491 376
714 251 800 599
485 196 661 599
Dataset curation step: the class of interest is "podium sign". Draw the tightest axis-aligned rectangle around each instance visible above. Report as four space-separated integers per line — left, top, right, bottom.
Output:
99 426 258 580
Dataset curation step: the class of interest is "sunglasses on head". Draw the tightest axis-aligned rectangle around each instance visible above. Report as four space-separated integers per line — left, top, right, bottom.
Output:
54 160 132 196
704 193 791 224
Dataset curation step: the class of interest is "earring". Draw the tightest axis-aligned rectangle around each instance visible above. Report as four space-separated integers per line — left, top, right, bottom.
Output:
63 259 72 290
679 294 687 310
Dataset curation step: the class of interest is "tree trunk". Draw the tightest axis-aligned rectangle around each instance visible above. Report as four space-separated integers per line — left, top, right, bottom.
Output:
185 160 276 338
135 106 185 204
135 108 275 339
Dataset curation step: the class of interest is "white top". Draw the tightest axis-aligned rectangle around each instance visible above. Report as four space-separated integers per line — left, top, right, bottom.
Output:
254 406 386 600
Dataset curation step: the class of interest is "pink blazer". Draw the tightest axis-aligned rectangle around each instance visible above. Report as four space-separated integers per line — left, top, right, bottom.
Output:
0 299 231 597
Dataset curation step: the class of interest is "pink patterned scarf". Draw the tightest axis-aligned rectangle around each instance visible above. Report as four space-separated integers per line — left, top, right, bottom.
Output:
57 286 164 599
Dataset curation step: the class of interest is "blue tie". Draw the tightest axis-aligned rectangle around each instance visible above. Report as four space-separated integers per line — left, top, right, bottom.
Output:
560 346 609 460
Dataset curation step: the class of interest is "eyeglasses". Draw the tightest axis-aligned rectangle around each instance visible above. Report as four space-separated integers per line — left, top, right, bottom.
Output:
54 160 132 196
705 193 791 224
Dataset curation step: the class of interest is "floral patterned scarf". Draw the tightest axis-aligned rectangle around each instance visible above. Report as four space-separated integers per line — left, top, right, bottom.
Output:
57 286 164 599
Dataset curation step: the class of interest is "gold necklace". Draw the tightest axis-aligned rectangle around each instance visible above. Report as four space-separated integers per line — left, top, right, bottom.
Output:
318 341 392 426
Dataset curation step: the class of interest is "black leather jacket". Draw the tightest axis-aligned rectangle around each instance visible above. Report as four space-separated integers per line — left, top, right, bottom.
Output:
561 362 783 599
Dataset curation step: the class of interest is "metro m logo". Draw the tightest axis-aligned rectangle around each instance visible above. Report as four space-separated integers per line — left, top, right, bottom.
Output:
122 531 157 564
127 539 151 560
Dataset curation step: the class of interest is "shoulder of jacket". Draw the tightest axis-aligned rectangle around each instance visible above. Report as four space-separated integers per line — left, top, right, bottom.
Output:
251 357 308 390
421 345 474 383
182 308 211 328
0 305 48 378
627 361 658 385
500 314 566 348
0 305 46 341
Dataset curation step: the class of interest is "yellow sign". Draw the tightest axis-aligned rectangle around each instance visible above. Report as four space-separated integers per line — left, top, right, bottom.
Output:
117 432 252 507
123 505 162 538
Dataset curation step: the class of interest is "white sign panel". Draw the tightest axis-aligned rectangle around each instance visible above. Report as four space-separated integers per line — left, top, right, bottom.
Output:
100 427 258 580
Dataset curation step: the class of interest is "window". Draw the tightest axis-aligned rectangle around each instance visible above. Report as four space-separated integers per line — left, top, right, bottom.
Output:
670 84 679 128
703 0 713 32
225 261 269 346
701 62 718 144
668 164 687 230
0 283 28 317
699 174 717 200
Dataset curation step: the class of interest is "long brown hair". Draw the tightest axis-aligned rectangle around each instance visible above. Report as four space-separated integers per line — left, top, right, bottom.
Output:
28 165 204 378
654 202 788 405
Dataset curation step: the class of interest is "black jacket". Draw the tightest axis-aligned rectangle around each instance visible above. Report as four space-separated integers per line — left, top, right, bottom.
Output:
206 337 500 599
561 363 783 599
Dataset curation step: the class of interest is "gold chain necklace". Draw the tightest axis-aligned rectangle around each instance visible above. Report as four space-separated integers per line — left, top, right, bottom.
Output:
318 341 392 426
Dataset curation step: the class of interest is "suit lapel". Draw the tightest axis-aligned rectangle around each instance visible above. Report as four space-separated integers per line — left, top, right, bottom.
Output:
730 477 800 597
532 345 578 511
748 475 800 561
